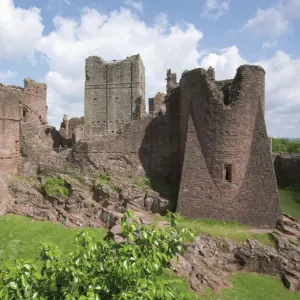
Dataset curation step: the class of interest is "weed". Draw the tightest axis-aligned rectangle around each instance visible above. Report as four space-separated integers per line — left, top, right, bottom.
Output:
40 177 71 198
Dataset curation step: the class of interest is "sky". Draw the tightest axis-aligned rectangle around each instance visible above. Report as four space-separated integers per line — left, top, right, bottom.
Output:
0 0 300 137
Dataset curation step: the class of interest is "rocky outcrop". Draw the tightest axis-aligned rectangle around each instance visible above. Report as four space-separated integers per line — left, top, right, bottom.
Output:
6 173 172 229
171 218 300 294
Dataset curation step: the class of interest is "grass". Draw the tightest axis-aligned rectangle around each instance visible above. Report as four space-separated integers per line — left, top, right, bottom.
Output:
154 215 275 246
0 214 107 263
134 176 151 190
92 172 118 192
40 176 72 198
0 216 298 299
94 172 110 185
161 271 300 300
201 272 300 300
68 172 84 184
279 188 300 220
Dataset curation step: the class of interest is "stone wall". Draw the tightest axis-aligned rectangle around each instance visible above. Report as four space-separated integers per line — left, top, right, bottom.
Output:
84 55 145 138
0 78 47 176
21 78 47 124
0 84 21 176
148 92 166 116
19 123 72 176
59 115 85 147
273 153 300 187
0 173 10 215
176 65 282 228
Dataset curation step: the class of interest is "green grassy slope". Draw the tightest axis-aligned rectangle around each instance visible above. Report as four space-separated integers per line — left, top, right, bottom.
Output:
279 189 300 220
0 214 107 263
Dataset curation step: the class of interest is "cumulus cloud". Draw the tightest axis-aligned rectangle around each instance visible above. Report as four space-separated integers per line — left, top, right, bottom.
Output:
0 70 17 82
242 0 300 38
0 0 43 60
199 46 300 138
202 0 230 19
35 7 203 127
3 1 299 137
124 0 143 13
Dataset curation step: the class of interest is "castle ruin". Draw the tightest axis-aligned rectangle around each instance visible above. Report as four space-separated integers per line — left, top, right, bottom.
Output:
0 79 47 175
174 66 281 226
84 55 145 137
0 54 283 228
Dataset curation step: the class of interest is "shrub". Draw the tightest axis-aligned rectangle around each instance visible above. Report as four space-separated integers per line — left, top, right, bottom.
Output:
271 138 300 153
0 211 195 299
181 69 189 76
40 177 71 198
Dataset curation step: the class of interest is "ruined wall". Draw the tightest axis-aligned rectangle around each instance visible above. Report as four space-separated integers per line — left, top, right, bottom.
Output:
0 173 10 215
165 87 181 184
273 153 300 187
71 114 173 181
59 115 85 147
19 123 72 175
148 92 166 116
84 55 145 138
176 65 282 228
21 78 47 124
0 84 21 176
166 69 178 93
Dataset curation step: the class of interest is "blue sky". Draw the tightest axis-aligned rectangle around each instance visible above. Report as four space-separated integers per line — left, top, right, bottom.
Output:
0 0 300 137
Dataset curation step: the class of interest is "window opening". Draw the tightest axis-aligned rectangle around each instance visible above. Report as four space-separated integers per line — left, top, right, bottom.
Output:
23 109 27 122
224 164 232 183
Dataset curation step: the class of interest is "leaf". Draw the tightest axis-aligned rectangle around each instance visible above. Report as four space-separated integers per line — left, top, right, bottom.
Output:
8 282 18 290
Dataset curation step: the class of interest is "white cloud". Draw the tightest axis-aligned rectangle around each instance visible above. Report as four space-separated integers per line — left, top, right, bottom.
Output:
0 0 43 61
199 47 300 138
202 0 230 19
0 69 17 82
242 0 300 38
124 0 143 13
2 1 298 137
35 7 203 127
262 40 278 49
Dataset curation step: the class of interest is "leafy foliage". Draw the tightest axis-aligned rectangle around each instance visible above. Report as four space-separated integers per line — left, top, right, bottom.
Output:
40 177 71 198
0 211 195 300
134 176 151 190
271 138 300 153
181 69 189 76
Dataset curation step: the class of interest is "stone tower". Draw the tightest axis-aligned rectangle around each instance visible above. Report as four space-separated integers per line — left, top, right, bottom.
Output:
176 65 282 228
0 84 21 175
21 78 47 125
84 54 145 138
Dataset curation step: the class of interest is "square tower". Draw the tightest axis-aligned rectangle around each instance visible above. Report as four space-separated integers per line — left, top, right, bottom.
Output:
84 54 145 138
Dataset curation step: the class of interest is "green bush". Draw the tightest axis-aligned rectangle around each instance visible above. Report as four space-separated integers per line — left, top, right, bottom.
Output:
40 177 71 198
0 211 195 299
271 138 300 153
181 69 189 76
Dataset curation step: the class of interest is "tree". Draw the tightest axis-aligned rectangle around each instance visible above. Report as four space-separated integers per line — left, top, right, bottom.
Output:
0 211 195 300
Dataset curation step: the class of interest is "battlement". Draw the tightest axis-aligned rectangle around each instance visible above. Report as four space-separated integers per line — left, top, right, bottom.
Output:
86 54 142 66
180 64 265 110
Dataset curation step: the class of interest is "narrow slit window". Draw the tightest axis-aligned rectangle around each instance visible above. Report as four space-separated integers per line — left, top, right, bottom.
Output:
224 164 232 183
23 109 27 122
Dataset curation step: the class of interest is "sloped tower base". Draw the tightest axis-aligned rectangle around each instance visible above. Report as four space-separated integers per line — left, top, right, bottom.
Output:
176 66 282 228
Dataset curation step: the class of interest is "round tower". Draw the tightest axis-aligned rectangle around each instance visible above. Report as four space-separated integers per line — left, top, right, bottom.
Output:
177 65 281 228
